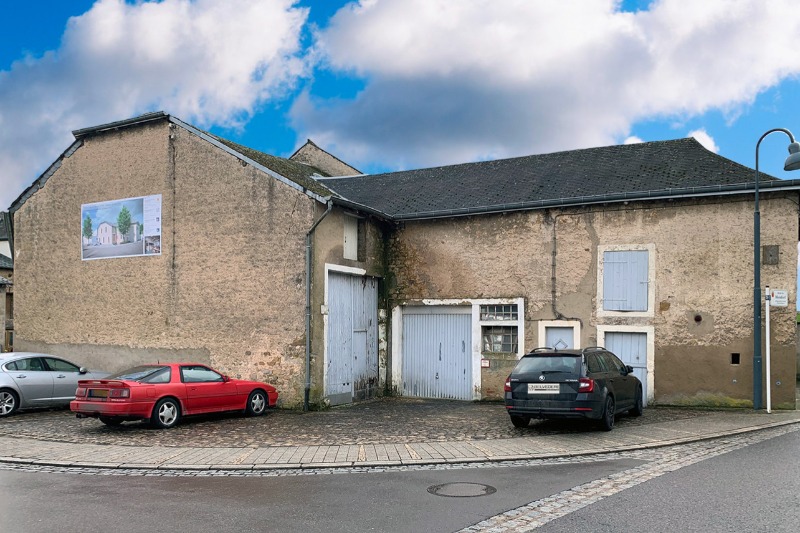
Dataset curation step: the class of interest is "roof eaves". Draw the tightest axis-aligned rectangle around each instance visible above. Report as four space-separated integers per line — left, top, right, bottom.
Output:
0 276 11 286
389 179 800 221
169 117 331 204
330 196 393 221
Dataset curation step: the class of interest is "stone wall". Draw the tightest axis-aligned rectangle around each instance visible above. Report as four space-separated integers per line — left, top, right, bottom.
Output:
388 195 799 406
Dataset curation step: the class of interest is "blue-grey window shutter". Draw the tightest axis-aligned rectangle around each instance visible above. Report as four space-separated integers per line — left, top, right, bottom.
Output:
603 250 648 311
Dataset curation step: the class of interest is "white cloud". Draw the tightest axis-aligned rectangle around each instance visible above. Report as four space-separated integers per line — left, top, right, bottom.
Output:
688 129 719 153
294 0 800 170
0 0 309 210
624 136 644 145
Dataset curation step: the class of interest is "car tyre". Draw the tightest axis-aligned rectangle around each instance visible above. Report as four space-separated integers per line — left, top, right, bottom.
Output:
151 397 181 429
510 415 530 428
246 389 267 416
631 386 644 417
599 395 615 431
0 389 18 417
99 416 124 427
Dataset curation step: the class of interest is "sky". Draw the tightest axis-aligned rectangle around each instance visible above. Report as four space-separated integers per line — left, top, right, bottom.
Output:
2 0 800 216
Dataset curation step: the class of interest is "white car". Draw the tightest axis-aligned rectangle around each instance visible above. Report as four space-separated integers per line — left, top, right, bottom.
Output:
0 352 109 417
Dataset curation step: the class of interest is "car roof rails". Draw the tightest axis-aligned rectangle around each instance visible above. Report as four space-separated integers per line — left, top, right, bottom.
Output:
528 347 554 353
581 346 606 353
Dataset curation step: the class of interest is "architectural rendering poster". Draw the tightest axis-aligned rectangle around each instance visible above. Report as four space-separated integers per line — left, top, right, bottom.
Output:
81 194 162 260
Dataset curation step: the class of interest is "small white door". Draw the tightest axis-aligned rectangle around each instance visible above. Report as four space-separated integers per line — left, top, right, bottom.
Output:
605 332 648 407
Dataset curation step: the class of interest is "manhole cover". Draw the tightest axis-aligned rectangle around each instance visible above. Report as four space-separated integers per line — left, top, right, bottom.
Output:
427 482 497 498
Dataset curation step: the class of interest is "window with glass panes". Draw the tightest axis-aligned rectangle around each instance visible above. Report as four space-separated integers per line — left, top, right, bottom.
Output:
480 304 519 354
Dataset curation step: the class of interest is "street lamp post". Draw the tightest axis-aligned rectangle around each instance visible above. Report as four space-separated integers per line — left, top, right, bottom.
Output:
753 129 800 410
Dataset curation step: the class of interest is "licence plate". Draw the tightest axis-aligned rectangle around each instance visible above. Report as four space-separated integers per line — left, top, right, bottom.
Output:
89 389 109 398
528 383 560 394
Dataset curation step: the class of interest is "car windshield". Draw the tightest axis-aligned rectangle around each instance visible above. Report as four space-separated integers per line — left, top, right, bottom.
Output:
514 355 581 374
106 365 169 382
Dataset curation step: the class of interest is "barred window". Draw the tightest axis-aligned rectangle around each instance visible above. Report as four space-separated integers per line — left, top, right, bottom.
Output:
482 325 518 354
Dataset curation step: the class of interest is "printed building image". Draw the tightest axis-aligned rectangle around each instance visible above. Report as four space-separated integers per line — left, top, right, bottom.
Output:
8 112 800 409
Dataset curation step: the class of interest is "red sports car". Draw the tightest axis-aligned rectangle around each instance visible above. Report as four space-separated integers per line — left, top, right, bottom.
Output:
70 363 278 428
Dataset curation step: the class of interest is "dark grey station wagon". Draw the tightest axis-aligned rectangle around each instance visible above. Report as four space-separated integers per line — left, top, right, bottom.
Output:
504 347 643 431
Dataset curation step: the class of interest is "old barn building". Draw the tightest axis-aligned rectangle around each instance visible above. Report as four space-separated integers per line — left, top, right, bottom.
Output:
8 112 800 409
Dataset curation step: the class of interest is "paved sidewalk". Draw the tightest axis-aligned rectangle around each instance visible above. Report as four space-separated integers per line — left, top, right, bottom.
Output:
1 400 798 471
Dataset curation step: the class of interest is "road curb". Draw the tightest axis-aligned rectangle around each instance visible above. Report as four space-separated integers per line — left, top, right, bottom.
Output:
1 417 797 473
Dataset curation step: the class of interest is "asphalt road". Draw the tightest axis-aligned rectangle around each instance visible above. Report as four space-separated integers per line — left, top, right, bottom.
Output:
0 458 643 533
540 429 800 532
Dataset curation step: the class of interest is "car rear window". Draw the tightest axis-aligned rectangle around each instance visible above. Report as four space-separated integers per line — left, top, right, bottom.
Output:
513 355 581 374
106 365 171 383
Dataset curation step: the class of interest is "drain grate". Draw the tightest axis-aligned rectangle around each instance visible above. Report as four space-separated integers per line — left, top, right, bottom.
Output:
427 482 497 498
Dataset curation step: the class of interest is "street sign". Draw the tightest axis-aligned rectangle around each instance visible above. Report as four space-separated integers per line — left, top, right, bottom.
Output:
769 289 788 307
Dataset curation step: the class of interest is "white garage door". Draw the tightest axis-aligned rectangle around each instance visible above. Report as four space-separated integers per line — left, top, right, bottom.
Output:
401 306 472 400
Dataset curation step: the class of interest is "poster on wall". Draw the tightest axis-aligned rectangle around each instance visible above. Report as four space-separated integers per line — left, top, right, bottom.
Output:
81 194 162 260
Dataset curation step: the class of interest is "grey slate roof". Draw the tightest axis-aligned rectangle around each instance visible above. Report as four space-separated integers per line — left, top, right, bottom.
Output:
318 138 774 220
0 275 10 286
0 254 11 270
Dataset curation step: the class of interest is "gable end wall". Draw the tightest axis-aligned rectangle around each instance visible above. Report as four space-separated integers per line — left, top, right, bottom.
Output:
13 121 317 406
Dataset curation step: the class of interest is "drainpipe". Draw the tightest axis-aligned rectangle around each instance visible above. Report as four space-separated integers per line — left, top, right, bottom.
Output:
305 200 333 411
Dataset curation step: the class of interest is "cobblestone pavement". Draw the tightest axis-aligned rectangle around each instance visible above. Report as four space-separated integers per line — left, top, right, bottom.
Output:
0 398 711 448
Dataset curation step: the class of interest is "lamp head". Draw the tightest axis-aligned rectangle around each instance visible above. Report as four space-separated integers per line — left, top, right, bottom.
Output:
784 142 800 171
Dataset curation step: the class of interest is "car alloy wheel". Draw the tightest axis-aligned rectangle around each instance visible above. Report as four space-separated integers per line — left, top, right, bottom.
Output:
0 390 18 416
510 415 530 428
246 390 267 416
632 386 644 417
600 395 615 431
151 398 180 429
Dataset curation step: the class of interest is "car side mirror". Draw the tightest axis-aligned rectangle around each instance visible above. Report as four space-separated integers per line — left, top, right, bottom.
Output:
79 367 88 375
222 375 230 382
625 365 634 374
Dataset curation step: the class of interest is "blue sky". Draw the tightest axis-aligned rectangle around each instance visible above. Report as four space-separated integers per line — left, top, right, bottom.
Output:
81 198 144 234
2 0 800 215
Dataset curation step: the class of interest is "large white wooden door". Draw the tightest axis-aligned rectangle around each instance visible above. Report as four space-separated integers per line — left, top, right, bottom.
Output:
326 273 379 405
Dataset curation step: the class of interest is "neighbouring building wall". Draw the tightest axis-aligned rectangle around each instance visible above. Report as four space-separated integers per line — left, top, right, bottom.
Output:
0 282 10 352
388 194 798 407
290 140 360 177
12 120 319 406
